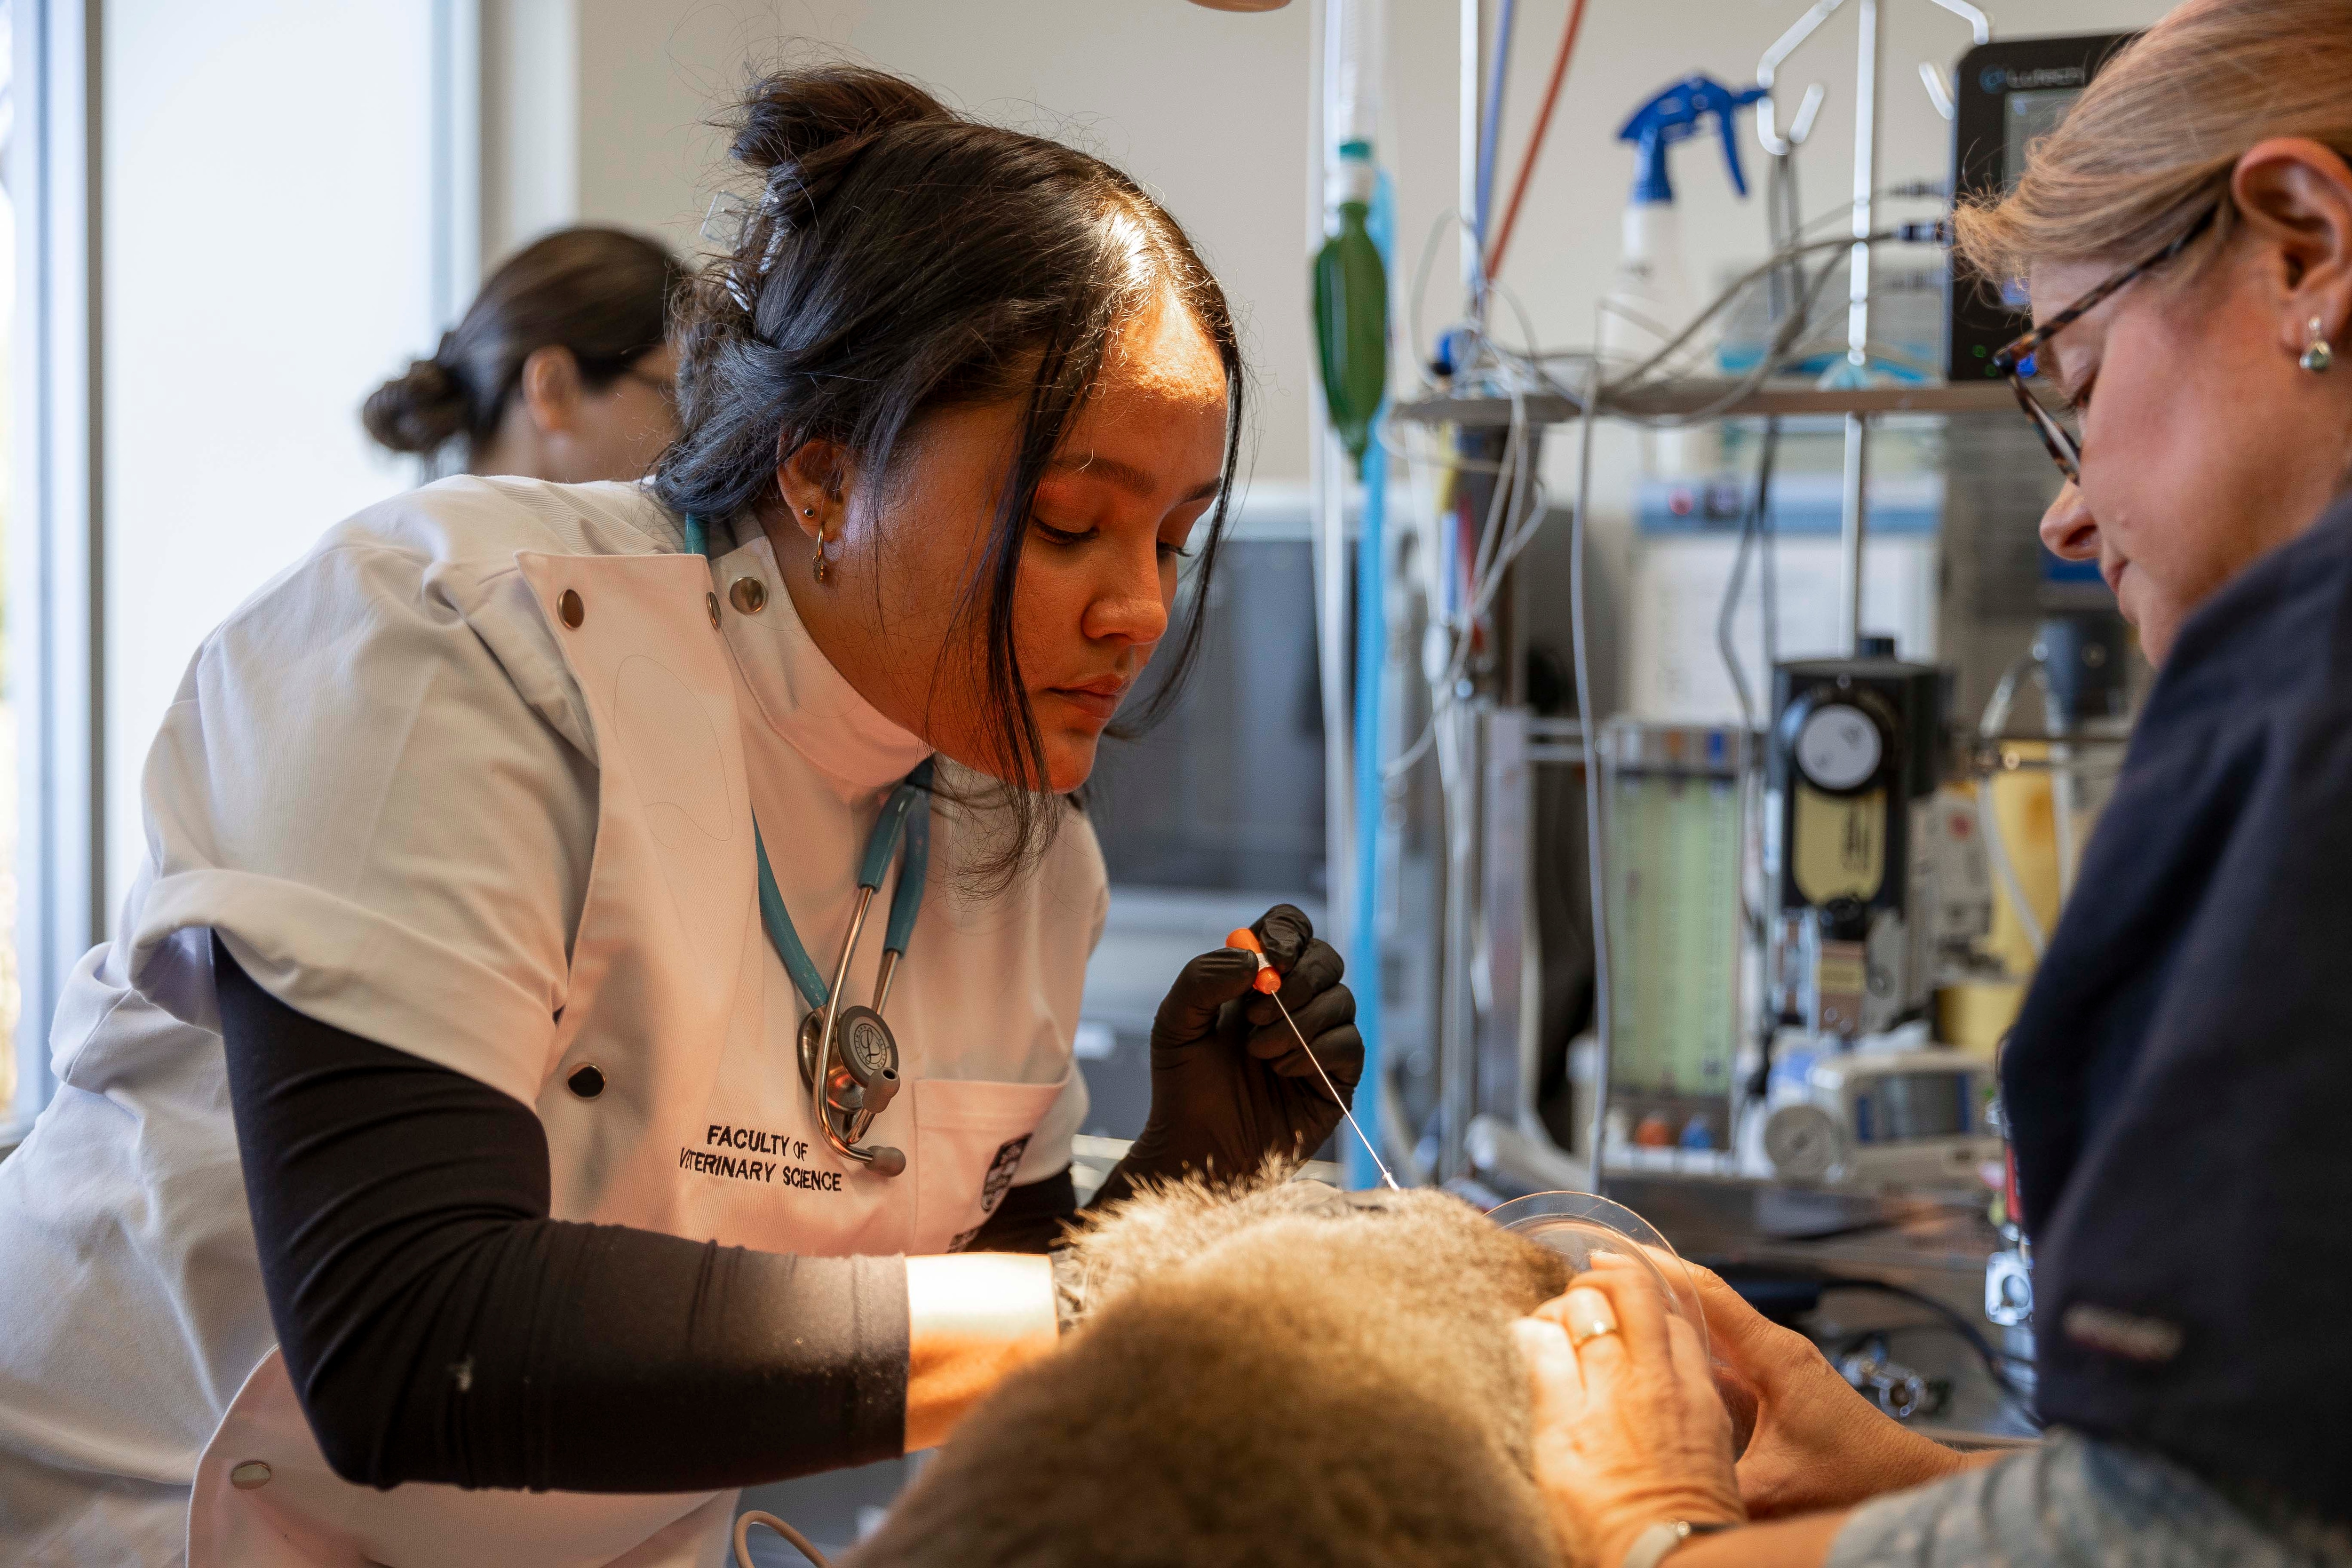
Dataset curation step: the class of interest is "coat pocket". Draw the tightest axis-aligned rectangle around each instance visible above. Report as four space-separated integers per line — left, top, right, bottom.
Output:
908 1069 1072 1253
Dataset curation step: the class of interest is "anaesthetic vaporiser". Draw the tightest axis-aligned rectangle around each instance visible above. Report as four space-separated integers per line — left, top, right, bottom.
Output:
1765 645 1945 1041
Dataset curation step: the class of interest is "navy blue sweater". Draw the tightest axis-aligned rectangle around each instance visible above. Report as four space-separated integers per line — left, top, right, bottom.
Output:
2004 492 2352 1520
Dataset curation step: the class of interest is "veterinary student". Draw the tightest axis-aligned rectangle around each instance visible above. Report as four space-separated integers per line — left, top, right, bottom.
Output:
1512 3 2352 1564
0 64 1361 1568
364 225 685 483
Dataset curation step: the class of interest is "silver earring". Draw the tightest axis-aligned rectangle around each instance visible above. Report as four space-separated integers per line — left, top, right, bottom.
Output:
2303 316 2335 374
803 506 816 517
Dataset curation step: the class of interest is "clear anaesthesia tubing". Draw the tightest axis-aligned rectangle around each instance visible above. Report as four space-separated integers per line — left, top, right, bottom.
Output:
1375 188 1928 1192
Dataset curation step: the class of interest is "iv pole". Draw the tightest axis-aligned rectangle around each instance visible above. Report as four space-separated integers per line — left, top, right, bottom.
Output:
1756 0 1990 654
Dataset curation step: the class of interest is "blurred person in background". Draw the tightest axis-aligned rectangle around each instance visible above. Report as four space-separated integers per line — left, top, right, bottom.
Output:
364 225 684 482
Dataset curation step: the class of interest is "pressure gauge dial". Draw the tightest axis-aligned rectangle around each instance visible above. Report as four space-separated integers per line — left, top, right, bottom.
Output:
1795 703 1884 792
1762 1102 1844 1183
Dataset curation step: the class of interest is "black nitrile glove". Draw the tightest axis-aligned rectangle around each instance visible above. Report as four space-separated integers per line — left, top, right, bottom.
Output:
1090 904 1362 1210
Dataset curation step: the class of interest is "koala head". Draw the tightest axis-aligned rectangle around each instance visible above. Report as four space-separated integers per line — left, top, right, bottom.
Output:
851 1173 1573 1568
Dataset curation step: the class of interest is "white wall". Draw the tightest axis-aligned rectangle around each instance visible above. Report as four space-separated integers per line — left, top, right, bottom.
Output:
86 0 2185 915
1378 0 2171 717
102 1 443 912
557 0 1320 485
483 0 581 262
1442 0 2168 366
531 0 2173 494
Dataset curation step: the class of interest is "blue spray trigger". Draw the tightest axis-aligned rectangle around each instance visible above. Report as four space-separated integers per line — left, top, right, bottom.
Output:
1616 74 1770 204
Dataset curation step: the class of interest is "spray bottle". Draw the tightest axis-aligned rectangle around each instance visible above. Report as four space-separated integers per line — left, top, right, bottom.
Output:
1599 74 1766 475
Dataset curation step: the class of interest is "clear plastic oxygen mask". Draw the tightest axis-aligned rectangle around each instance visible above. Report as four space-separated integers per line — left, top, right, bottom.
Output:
1486 1191 1710 1361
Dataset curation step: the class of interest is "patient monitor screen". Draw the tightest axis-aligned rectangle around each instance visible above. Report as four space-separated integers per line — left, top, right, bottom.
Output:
2003 88 2083 189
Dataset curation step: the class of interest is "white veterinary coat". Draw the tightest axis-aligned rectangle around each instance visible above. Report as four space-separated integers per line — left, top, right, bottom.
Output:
0 478 1101 1567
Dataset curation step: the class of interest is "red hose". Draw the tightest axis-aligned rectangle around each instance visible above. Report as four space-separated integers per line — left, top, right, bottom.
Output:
1485 0 1590 285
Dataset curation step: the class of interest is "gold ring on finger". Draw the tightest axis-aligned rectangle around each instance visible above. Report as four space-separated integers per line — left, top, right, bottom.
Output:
1563 1289 1620 1346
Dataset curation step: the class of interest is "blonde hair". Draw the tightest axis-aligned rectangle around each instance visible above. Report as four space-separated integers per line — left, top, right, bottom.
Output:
1954 0 2352 286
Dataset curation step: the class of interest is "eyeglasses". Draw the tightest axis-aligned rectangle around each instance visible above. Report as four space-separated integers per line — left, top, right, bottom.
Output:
1991 205 2218 483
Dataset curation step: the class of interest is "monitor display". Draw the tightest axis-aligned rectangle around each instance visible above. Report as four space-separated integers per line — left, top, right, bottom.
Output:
1947 34 2138 380
2003 88 2083 189
1852 1071 1973 1144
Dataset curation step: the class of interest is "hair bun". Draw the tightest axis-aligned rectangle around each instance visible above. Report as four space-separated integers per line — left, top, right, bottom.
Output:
730 64 950 178
362 350 471 456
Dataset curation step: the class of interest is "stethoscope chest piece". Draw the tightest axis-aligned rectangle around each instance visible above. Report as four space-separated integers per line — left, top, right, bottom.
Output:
795 1004 908 1177
684 513 925 1181
799 1004 901 1115
840 1007 898 1084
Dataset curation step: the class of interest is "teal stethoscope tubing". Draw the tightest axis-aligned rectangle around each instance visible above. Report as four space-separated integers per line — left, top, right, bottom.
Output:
755 762 933 1011
683 511 931 1037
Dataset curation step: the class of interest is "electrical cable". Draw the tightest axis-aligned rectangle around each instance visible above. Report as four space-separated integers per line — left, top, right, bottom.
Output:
1748 156 1799 1038
1406 209 1464 394
1712 415 1783 996
1417 218 1872 423
1383 108 1967 1198
1478 274 1567 394
1383 226 1844 793
1814 1279 2041 1424
1759 452 1780 672
1386 215 1897 824
1754 166 1793 672
1715 138 1800 728
1509 180 1942 355
1384 187 1940 1193
1603 236 1865 407
734 1510 832 1568
1711 1264 2040 1424
1408 211 1606 409
1484 0 1589 283
1381 385 1537 781
1569 358 1613 1173
1594 249 1849 437
1715 419 1782 733
1564 233 1857 380
1721 517 1757 728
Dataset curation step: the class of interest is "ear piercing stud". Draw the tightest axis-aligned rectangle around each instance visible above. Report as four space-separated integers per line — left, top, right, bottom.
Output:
2302 315 2334 374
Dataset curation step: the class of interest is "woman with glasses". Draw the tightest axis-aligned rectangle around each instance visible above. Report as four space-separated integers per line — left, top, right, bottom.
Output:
364 226 685 483
1508 3 2352 1566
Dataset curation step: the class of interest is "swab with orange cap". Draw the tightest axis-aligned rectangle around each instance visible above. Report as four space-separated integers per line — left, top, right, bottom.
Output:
1226 927 1401 1191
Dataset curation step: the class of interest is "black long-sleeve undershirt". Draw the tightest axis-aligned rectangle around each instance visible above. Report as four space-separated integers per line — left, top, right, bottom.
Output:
214 935 1071 1493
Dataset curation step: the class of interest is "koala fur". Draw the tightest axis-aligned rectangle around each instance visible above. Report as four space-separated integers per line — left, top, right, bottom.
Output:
850 1174 1574 1568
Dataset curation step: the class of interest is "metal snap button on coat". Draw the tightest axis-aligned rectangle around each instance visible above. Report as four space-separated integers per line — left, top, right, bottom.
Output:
706 591 721 629
566 1063 606 1099
557 589 585 629
230 1461 272 1490
730 576 768 615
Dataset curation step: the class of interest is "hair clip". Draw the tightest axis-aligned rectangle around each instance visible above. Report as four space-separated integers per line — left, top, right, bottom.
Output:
700 191 754 250
754 220 790 281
